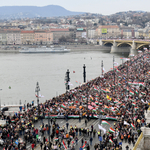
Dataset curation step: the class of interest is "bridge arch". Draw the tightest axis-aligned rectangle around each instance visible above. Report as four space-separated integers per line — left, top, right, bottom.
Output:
117 42 132 47
103 42 113 46
136 44 149 50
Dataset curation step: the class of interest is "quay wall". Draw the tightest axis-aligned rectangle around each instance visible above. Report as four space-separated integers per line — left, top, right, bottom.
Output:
0 45 111 53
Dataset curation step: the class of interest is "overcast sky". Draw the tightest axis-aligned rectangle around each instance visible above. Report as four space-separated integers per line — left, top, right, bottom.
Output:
0 0 149 15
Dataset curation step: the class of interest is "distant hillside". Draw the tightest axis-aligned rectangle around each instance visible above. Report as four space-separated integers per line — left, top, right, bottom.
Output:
0 5 85 19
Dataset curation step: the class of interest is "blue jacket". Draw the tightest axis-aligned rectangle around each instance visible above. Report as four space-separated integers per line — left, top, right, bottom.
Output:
79 148 83 150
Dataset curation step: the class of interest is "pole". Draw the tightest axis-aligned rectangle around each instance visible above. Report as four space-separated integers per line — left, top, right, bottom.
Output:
113 56 115 93
99 111 102 149
101 60 103 76
48 111 50 150
87 89 88 114
35 82 40 116
127 60 128 95
66 69 70 91
83 64 86 83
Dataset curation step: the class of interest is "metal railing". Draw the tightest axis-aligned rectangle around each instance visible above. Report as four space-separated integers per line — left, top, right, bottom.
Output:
132 132 143 150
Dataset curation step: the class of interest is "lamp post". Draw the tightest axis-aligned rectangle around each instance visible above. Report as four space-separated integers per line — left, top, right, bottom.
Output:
113 56 115 94
35 82 40 116
83 64 86 83
48 111 51 150
0 89 2 116
65 69 70 91
101 60 103 77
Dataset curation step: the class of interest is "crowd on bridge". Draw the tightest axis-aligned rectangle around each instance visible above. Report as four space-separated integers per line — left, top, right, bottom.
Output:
0 49 150 150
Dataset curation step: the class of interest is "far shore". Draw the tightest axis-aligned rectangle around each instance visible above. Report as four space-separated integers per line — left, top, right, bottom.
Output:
0 45 111 53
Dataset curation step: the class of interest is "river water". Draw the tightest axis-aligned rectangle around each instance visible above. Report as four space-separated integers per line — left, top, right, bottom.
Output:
0 49 128 105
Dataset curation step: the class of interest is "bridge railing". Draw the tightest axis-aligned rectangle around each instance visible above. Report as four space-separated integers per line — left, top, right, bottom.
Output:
132 132 143 150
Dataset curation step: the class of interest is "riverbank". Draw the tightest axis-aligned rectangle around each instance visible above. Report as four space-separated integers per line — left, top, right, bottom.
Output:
0 45 111 53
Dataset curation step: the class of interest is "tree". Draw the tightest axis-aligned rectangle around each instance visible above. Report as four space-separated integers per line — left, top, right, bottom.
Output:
59 36 67 43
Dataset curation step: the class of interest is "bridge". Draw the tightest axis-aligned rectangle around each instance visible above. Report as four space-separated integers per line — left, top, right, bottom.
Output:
100 39 150 56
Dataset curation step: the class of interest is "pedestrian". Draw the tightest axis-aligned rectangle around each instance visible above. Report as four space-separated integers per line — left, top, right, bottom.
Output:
79 146 83 150
43 136 46 144
40 142 43 150
66 122 69 130
81 138 84 147
75 137 78 145
126 145 129 150
85 119 87 127
31 143 35 150
90 136 93 145
79 116 81 123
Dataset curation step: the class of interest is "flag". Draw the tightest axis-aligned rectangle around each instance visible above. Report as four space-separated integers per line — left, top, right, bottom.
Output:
92 108 96 112
124 121 130 125
103 67 106 73
109 127 115 133
101 120 110 126
98 124 106 134
62 140 67 149
135 90 138 94
82 143 86 148
68 82 73 86
61 104 66 109
15 140 19 145
130 90 134 95
109 139 113 144
131 123 135 128
114 62 118 66
95 101 99 105
106 116 117 121
55 138 58 141
132 102 136 106
75 81 78 84
139 82 145 87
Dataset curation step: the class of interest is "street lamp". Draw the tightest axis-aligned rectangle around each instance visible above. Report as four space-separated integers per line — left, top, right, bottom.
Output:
113 56 115 94
0 89 2 116
99 107 102 149
35 82 40 115
83 64 86 83
101 60 103 77
48 111 51 150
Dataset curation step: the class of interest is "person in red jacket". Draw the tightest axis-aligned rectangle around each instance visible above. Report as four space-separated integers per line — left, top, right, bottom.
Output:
31 143 35 150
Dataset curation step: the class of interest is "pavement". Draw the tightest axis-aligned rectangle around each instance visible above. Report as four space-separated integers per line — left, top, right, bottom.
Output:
33 118 134 150
2 107 134 150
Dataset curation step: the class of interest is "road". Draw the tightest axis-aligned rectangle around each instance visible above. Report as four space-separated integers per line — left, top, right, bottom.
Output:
1 107 134 150
33 118 134 150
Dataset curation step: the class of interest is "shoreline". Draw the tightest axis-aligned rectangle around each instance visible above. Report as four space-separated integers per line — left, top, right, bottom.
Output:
0 45 111 53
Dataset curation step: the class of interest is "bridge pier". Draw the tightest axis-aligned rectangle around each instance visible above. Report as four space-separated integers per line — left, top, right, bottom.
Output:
110 46 130 53
129 48 138 56
129 41 138 56
99 40 103 46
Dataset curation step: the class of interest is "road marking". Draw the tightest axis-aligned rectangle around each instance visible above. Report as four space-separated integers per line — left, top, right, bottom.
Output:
61 121 64 123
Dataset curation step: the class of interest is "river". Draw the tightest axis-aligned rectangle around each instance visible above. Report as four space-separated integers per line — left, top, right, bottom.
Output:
0 48 128 105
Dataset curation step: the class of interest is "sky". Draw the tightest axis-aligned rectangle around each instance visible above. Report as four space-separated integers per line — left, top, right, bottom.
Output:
0 0 149 15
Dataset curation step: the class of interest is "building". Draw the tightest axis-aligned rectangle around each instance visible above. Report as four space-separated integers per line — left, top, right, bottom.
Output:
34 30 53 45
50 28 73 43
96 25 120 38
76 28 86 39
7 29 21 45
87 28 96 39
120 26 135 38
21 30 35 45
0 30 7 45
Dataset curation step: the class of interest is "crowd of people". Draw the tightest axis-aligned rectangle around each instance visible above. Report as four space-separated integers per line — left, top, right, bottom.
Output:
0 49 150 150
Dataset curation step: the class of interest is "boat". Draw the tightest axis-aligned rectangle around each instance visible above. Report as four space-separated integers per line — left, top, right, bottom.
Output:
19 46 70 53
